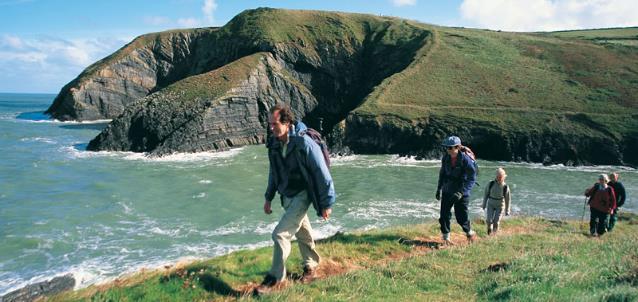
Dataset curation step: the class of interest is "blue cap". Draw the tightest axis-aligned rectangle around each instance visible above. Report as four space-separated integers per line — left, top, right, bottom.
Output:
441 136 461 147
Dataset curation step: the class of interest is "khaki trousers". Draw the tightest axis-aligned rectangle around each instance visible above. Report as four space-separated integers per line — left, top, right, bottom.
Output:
269 191 321 281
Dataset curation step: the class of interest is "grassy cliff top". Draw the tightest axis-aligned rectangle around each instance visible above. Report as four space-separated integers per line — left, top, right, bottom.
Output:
51 213 638 301
355 24 638 134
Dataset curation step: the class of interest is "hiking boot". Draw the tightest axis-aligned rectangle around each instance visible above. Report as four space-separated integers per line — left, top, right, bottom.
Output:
466 230 477 242
442 233 453 245
254 274 279 296
300 266 317 283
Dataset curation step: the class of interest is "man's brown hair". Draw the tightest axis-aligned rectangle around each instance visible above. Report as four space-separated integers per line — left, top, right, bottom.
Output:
270 103 295 124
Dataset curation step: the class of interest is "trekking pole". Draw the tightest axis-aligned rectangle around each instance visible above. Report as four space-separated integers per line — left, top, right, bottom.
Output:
580 196 588 231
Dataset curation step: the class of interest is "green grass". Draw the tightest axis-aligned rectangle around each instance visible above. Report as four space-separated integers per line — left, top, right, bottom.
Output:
353 23 638 140
50 213 638 301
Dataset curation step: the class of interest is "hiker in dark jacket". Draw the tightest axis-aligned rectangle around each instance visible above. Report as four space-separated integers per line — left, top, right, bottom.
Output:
435 136 477 244
482 168 511 235
257 103 335 293
607 172 626 231
585 174 616 237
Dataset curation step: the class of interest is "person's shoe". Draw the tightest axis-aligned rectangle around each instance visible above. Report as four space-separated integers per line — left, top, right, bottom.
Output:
466 230 477 242
442 233 453 245
254 274 279 296
300 266 317 283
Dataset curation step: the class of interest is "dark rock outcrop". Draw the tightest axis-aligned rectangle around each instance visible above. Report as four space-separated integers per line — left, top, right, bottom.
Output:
49 8 638 167
342 112 635 166
1 274 75 302
84 10 430 155
87 53 321 155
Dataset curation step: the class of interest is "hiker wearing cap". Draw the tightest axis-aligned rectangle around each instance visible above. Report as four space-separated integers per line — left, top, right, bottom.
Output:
257 103 335 293
607 172 626 231
435 136 478 243
585 174 616 237
482 168 511 235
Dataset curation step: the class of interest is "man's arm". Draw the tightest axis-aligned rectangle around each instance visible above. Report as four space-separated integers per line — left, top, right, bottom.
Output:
263 153 276 215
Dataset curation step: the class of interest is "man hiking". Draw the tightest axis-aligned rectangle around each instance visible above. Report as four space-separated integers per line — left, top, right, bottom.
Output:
435 136 477 244
257 103 335 293
607 172 626 231
585 174 616 237
481 168 511 235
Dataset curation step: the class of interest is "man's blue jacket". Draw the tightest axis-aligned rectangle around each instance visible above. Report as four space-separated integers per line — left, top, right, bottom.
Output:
265 121 335 216
437 151 477 197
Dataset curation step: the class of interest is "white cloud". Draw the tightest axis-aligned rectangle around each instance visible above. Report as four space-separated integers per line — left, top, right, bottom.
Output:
0 35 129 92
460 0 638 31
177 17 200 28
2 34 24 48
392 0 417 7
202 0 217 25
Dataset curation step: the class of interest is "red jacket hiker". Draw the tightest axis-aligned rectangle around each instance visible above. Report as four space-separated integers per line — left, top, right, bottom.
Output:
585 184 617 214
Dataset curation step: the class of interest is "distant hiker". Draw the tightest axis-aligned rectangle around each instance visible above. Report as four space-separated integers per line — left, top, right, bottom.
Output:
607 172 626 231
257 103 335 293
584 174 616 237
435 136 477 244
481 168 511 235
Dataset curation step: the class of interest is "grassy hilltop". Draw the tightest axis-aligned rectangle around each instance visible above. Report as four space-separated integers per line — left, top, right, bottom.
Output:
50 214 638 301
49 8 638 165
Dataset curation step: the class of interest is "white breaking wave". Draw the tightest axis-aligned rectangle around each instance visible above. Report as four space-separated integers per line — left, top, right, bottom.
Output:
61 145 244 163
192 193 207 199
19 137 58 144
345 199 439 221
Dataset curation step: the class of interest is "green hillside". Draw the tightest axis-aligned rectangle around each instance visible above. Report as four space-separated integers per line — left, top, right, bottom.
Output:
51 8 638 165
356 24 638 122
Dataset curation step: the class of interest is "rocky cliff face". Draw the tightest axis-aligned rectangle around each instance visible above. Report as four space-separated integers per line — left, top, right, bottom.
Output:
51 8 638 167
342 113 638 167
87 53 319 155
83 9 430 154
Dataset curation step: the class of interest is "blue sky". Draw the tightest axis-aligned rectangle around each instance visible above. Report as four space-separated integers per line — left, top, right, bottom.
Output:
1 0 636 93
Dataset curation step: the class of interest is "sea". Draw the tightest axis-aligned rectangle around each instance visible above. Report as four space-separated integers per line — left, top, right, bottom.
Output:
0 93 635 295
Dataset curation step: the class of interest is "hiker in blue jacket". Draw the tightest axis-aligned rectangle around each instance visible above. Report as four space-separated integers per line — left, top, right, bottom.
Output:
607 172 626 231
435 136 477 244
257 103 335 293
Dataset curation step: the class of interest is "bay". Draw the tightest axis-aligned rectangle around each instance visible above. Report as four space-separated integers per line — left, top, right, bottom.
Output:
0 93 635 295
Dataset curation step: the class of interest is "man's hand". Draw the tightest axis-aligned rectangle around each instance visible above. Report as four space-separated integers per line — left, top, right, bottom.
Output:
453 192 463 201
321 208 332 221
435 190 441 201
263 200 272 215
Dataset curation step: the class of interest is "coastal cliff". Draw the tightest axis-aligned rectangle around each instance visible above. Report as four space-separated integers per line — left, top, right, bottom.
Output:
47 8 638 166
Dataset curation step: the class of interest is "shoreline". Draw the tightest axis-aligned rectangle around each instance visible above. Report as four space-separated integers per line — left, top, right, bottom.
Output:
7 213 638 301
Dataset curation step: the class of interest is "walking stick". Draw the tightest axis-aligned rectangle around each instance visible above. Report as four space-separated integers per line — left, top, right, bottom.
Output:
580 196 588 231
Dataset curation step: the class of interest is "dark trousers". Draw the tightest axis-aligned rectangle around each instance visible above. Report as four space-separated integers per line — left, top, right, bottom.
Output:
439 193 472 234
590 208 610 235
608 208 619 231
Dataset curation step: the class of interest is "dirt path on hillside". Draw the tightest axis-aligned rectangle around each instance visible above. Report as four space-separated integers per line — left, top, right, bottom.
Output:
238 224 537 299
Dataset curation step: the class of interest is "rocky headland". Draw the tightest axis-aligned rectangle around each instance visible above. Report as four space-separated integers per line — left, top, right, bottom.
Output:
47 8 638 166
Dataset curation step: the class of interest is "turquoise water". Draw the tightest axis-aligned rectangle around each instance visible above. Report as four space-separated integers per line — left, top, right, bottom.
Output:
0 93 636 294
